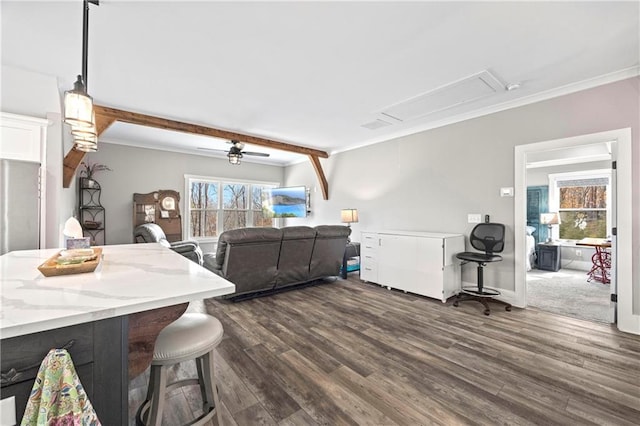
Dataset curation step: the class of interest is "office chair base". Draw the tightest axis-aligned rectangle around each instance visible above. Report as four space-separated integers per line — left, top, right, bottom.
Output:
453 289 512 316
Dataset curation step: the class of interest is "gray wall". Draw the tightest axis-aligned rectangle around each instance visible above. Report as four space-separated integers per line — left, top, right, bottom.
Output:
85 143 284 248
284 77 639 310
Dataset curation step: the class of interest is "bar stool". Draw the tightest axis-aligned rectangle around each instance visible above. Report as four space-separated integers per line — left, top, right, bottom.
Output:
137 313 224 426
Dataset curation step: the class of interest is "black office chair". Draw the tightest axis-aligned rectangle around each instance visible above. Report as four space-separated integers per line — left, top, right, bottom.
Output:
454 223 512 315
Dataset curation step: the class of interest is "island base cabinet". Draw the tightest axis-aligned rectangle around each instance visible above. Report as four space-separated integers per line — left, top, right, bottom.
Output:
360 230 464 302
1 316 128 425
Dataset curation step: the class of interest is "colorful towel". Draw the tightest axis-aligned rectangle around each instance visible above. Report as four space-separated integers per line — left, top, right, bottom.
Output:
21 348 100 426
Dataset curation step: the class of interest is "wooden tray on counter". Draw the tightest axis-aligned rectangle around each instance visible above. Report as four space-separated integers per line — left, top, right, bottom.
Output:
37 248 103 277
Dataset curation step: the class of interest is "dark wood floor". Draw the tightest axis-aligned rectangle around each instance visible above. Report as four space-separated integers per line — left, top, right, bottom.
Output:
129 275 640 425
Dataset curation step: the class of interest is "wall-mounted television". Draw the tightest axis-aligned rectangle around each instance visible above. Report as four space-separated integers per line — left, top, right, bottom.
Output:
263 186 308 218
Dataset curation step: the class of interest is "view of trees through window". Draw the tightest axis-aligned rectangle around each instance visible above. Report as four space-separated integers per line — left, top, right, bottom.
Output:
558 185 607 239
188 178 275 239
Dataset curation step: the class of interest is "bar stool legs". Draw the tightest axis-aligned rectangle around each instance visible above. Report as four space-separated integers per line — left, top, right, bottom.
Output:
136 313 224 426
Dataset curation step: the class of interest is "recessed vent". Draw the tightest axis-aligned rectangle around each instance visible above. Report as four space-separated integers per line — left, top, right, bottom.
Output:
361 118 393 130
380 70 505 122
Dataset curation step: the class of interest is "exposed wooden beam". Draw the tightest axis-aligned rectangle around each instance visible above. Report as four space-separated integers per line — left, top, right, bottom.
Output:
62 105 332 200
62 146 87 188
93 105 329 159
309 155 329 200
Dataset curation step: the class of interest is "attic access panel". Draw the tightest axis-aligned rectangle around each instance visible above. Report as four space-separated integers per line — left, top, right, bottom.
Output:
380 70 505 122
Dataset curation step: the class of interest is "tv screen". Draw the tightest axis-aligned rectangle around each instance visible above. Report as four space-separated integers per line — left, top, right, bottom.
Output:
263 186 307 218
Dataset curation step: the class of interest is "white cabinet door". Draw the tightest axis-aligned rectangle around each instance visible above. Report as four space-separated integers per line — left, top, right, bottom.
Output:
414 237 445 299
378 234 444 298
378 234 415 290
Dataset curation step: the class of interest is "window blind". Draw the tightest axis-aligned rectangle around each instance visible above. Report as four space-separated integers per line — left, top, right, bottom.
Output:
557 177 609 188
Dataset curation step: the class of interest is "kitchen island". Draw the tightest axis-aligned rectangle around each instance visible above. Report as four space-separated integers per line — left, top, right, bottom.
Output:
0 243 234 424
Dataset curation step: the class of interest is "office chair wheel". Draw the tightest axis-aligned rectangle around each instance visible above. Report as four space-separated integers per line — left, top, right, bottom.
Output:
505 306 512 311
453 300 459 307
484 308 490 316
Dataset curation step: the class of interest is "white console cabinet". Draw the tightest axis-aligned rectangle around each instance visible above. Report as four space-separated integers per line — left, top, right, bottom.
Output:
360 230 464 302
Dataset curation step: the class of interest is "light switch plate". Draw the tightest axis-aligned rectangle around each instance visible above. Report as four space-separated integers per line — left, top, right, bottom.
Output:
468 214 481 223
500 187 514 197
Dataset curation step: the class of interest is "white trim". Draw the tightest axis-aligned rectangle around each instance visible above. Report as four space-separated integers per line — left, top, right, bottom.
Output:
515 128 638 335
323 67 640 163
0 112 49 250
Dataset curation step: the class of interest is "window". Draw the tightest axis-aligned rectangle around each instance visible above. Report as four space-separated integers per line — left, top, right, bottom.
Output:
185 176 277 240
549 171 610 240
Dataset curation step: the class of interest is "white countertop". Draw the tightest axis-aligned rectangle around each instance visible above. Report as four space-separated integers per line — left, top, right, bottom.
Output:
0 243 235 339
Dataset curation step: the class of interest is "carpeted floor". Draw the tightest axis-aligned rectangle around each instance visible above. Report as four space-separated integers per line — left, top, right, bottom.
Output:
526 268 613 323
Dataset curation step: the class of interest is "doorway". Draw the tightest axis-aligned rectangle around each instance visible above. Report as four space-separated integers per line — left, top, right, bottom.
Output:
524 149 614 323
514 128 637 334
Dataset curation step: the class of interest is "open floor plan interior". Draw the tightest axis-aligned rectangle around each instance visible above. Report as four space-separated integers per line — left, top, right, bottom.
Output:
129 277 640 425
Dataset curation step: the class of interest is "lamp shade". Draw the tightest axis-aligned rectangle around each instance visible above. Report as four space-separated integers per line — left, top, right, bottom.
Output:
341 209 359 224
540 212 560 225
64 75 94 128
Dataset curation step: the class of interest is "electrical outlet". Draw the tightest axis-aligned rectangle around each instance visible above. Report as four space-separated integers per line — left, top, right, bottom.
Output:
575 249 582 257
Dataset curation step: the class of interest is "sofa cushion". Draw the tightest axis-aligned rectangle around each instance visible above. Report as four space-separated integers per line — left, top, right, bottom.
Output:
215 227 283 296
276 226 316 287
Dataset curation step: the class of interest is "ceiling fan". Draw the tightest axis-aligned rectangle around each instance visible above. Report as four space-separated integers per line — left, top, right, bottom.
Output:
198 140 270 165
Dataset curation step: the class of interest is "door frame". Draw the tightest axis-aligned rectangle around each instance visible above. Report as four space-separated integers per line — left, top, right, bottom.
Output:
514 128 638 334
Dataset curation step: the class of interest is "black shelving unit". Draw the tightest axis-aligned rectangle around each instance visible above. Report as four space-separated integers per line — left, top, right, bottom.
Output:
79 178 105 245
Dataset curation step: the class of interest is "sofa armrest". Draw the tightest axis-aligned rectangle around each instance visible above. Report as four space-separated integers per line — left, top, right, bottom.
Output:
170 241 199 254
170 241 203 265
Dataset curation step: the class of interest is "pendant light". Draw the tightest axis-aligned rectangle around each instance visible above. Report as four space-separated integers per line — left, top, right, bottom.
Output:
64 0 99 151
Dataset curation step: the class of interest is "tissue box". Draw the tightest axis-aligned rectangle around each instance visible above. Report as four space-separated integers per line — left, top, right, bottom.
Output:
65 237 91 249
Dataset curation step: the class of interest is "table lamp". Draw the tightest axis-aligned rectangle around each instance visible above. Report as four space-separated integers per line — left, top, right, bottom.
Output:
341 209 359 227
540 212 560 242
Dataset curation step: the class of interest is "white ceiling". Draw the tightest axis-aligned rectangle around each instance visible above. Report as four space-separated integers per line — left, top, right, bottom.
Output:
2 1 639 165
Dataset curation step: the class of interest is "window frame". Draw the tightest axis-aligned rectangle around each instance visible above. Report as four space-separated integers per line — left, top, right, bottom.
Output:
184 174 280 243
548 169 611 241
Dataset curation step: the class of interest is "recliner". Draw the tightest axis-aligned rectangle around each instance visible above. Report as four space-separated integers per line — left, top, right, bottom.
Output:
454 223 512 315
133 223 204 265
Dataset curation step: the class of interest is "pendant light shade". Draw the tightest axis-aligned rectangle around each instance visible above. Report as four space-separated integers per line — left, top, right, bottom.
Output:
64 75 94 128
75 136 98 152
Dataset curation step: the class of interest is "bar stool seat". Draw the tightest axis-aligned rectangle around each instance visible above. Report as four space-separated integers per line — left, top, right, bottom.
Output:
137 313 224 426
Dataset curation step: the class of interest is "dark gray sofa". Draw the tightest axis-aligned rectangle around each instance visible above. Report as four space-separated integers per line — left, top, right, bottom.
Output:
205 225 351 299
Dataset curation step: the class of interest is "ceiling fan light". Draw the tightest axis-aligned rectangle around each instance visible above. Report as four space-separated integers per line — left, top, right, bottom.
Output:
64 75 94 128
228 152 242 165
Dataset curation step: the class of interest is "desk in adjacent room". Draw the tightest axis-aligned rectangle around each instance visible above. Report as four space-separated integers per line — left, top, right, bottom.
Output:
576 238 612 284
0 243 235 424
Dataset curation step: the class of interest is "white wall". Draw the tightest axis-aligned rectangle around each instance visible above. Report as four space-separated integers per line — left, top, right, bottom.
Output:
285 77 640 314
85 143 284 249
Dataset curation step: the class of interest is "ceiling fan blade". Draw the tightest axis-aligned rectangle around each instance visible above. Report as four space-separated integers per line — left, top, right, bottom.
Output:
197 147 229 153
242 151 270 157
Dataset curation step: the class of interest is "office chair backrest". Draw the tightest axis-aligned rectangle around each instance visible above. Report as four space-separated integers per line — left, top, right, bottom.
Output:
469 223 505 254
